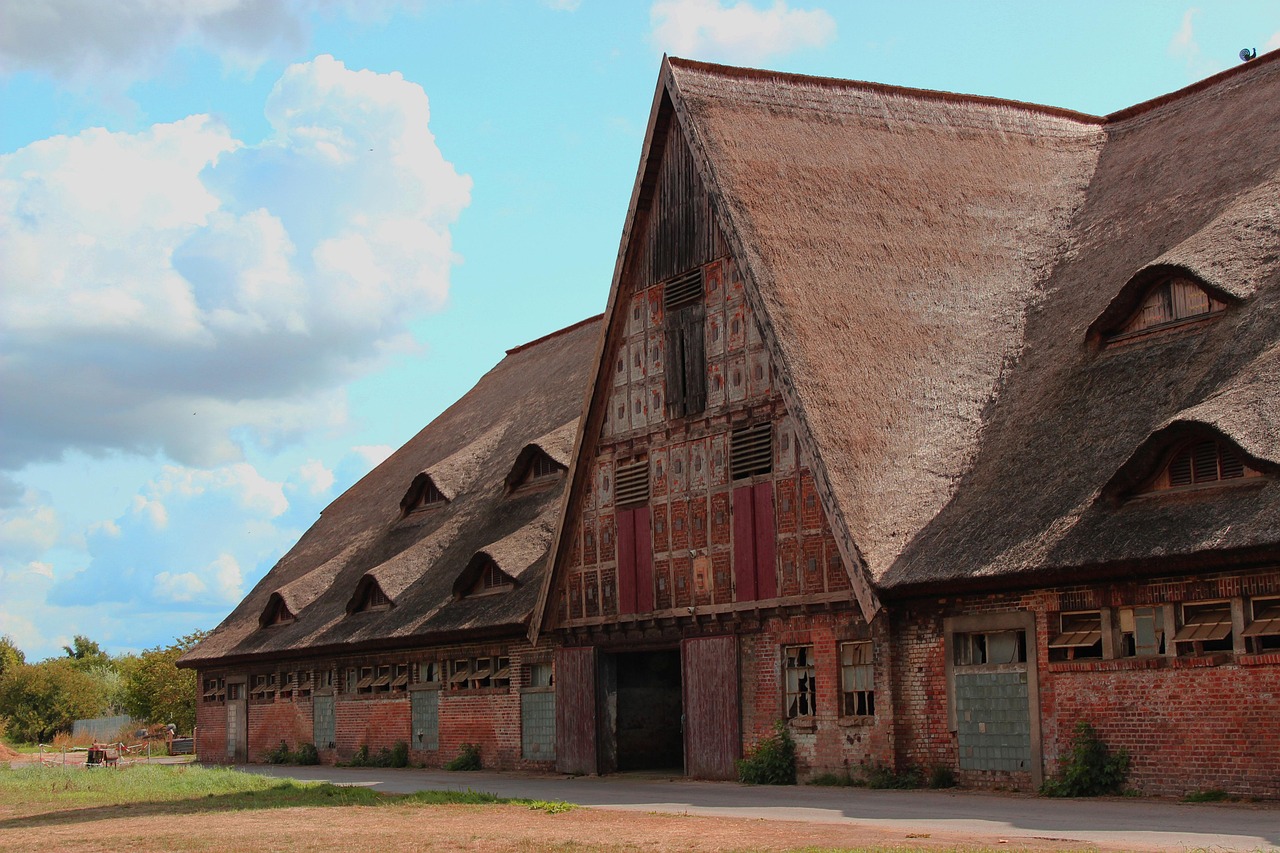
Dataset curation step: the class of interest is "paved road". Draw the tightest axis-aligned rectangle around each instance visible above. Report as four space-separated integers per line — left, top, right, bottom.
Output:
241 765 1279 851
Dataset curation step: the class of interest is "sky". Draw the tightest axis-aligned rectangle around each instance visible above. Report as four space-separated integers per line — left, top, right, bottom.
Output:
1 0 1278 662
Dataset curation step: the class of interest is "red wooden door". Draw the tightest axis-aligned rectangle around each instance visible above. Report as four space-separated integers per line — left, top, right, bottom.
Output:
555 646 597 775
682 635 740 780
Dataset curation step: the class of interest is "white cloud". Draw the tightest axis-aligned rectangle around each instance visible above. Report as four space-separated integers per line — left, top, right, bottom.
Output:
132 495 170 530
1266 31 1280 52
87 519 122 539
545 0 583 10
299 459 335 496
1167 7 1222 79
26 561 54 579
0 493 59 560
353 444 394 468
0 55 471 473
149 463 289 518
650 0 835 62
153 570 207 603
210 553 245 601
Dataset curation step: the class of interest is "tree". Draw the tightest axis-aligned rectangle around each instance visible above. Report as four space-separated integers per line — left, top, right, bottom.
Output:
0 635 24 682
62 635 111 670
0 659 111 743
121 631 207 734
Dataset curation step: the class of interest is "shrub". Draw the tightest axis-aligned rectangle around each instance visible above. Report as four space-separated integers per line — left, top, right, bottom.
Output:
863 762 921 789
264 740 292 765
295 742 320 765
445 742 482 771
390 740 409 768
1040 721 1130 797
265 741 320 765
928 764 957 789
737 721 795 785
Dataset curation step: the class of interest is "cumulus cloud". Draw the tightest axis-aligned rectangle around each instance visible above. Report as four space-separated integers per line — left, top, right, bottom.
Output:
0 55 471 472
298 459 335 496
352 444 394 468
1267 31 1280 52
0 0 413 84
650 0 835 62
149 463 289 518
1167 7 1223 78
0 493 59 562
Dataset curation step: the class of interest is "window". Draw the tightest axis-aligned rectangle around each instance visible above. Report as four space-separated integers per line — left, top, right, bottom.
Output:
351 577 392 613
1118 606 1166 657
784 645 816 718
399 473 448 516
1173 601 1234 655
527 662 553 688
202 677 226 703
615 460 654 615
355 666 374 694
449 654 512 691
1106 274 1226 343
840 641 874 717
297 670 313 698
414 480 446 509
663 269 706 418
954 630 1026 666
1243 597 1280 652
1143 438 1259 493
250 673 276 700
260 594 295 628
466 559 514 596
1048 611 1103 661
391 664 410 692
416 661 441 685
279 671 298 700
511 449 565 490
226 682 244 701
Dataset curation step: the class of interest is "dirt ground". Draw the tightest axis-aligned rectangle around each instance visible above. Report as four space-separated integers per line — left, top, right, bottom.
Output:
0 800 1116 853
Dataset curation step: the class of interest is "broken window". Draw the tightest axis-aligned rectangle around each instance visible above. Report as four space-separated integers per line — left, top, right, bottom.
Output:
839 641 875 717
1243 597 1280 652
954 630 1026 666
1173 601 1234 655
527 662 553 688
663 269 706 418
784 645 816 718
1118 606 1166 657
1047 611 1103 661
416 661 441 685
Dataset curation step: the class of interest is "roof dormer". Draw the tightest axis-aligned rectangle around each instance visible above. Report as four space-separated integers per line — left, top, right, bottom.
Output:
1091 266 1232 348
259 592 296 628
346 575 393 614
454 554 517 599
399 472 449 516
506 447 567 492
1104 423 1268 502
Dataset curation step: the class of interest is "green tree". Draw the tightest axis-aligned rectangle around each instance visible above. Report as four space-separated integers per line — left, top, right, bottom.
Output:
121 631 207 734
0 659 111 743
0 635 25 682
62 635 111 670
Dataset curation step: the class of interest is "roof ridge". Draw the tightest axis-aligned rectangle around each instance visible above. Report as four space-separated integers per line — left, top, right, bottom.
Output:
666 56 1102 124
505 313 603 355
1105 46 1280 122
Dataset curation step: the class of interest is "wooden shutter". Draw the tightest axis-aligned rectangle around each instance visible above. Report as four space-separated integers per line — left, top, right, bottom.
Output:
732 485 757 601
665 322 686 417
752 482 777 600
682 635 740 779
617 508 637 615
633 506 655 613
681 304 706 415
554 647 597 775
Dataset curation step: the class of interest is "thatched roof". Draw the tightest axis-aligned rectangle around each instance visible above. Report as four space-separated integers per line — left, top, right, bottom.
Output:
540 54 1279 623
181 316 601 667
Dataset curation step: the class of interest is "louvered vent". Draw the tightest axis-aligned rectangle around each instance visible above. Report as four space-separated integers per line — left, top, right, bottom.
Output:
1168 449 1193 487
1219 446 1245 480
731 423 773 480
615 460 650 507
663 269 703 311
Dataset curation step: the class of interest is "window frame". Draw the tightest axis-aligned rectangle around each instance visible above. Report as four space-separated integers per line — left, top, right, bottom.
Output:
1103 273 1227 346
783 644 816 720
839 640 875 719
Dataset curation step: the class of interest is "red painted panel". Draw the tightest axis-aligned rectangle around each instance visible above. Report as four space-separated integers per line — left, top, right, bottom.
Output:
555 646 597 775
634 506 655 613
753 482 777 600
732 485 756 601
682 635 740 779
617 508 637 615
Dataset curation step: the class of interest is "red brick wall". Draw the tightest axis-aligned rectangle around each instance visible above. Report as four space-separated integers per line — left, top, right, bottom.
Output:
250 697 312 761
194 687 228 763
890 570 1280 797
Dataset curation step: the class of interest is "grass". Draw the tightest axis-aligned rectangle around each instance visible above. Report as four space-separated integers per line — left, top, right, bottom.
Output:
1182 788 1230 803
0 764 574 822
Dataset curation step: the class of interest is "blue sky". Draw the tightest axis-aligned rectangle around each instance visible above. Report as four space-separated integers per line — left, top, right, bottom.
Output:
2 0 1277 661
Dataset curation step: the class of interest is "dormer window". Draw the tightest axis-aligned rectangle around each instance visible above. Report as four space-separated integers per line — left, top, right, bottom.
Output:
1142 437 1261 494
466 558 514 597
349 576 393 613
506 448 566 492
400 473 448 517
259 593 296 628
1105 273 1227 345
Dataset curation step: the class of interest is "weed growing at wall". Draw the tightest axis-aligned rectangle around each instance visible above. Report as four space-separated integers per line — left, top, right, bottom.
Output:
264 741 320 765
1040 721 1130 797
445 742 482 771
345 741 409 768
737 721 795 785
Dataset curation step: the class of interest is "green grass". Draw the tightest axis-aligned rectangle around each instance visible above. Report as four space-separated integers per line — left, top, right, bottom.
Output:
1181 788 1230 803
0 764 574 822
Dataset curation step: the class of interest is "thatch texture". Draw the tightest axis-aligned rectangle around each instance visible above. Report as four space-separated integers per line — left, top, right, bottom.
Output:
659 54 1279 595
182 316 600 666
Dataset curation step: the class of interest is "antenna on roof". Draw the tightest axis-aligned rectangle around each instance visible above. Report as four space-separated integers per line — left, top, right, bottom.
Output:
1239 48 1257 62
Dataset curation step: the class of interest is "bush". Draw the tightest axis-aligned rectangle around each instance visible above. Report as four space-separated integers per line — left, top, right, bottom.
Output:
264 740 293 765
928 764 957 789
863 762 921 789
737 721 795 785
295 742 320 765
1040 721 1129 797
0 660 111 743
266 741 321 765
444 743 482 771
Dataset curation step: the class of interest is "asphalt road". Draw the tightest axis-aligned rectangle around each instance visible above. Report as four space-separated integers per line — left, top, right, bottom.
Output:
241 764 1279 851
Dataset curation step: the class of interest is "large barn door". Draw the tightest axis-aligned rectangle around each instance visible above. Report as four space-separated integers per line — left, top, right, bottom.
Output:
682 635 740 779
555 646 598 775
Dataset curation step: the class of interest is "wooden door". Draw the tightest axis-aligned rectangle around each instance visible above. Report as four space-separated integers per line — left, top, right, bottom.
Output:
226 682 247 763
682 635 740 779
554 646 597 775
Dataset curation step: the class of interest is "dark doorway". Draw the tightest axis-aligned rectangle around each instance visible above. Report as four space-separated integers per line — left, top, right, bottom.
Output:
611 649 683 772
